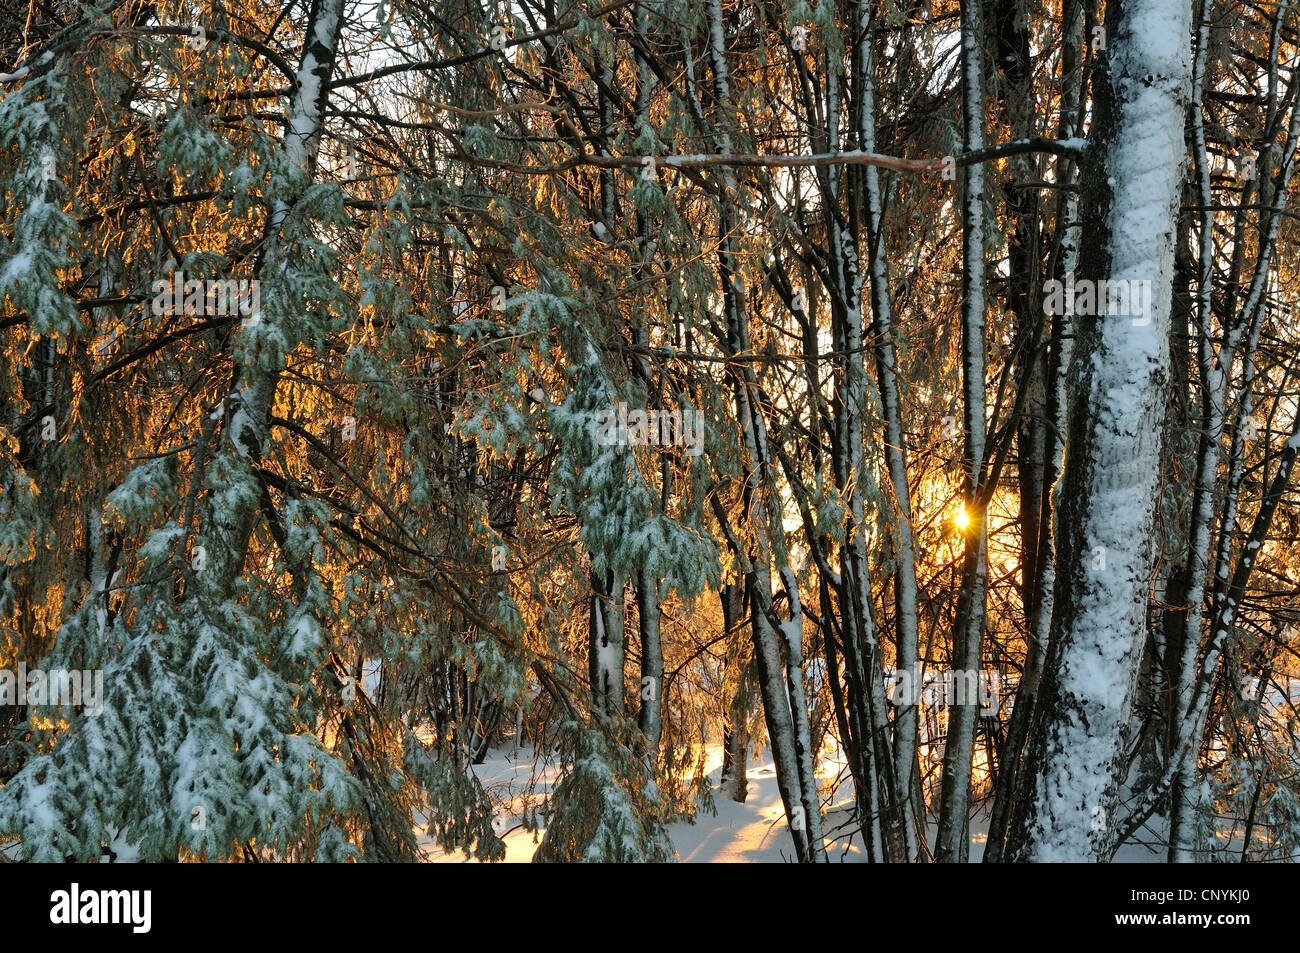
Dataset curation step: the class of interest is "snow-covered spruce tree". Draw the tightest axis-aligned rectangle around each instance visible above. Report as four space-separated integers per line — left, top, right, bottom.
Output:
10 0 1300 867
423 0 728 858
0 49 84 643
334 179 528 860
0 0 373 860
0 24 95 801
529 267 717 861
533 718 674 863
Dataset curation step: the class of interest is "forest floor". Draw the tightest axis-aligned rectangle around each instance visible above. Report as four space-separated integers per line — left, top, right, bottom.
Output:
421 745 1166 863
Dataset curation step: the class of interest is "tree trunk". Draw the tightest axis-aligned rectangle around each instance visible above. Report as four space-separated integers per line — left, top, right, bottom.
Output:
856 0 922 860
588 568 626 716
1009 0 1192 862
720 582 754 802
936 0 990 863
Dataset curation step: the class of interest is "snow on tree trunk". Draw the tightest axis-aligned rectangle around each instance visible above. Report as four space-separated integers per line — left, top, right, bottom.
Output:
588 569 626 715
1010 0 1192 863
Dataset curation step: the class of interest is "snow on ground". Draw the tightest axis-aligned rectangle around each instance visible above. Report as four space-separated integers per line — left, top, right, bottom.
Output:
421 745 1162 863
422 744 866 863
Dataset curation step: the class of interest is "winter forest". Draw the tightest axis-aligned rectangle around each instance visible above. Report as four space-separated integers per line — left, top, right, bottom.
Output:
0 0 1298 866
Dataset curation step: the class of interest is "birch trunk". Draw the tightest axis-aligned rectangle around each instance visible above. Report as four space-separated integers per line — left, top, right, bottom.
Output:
1166 0 1300 859
705 0 825 861
1009 0 1191 862
588 568 626 716
985 0 1085 862
936 0 989 863
720 582 755 802
205 0 344 595
631 7 664 759
636 571 663 754
856 0 922 860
